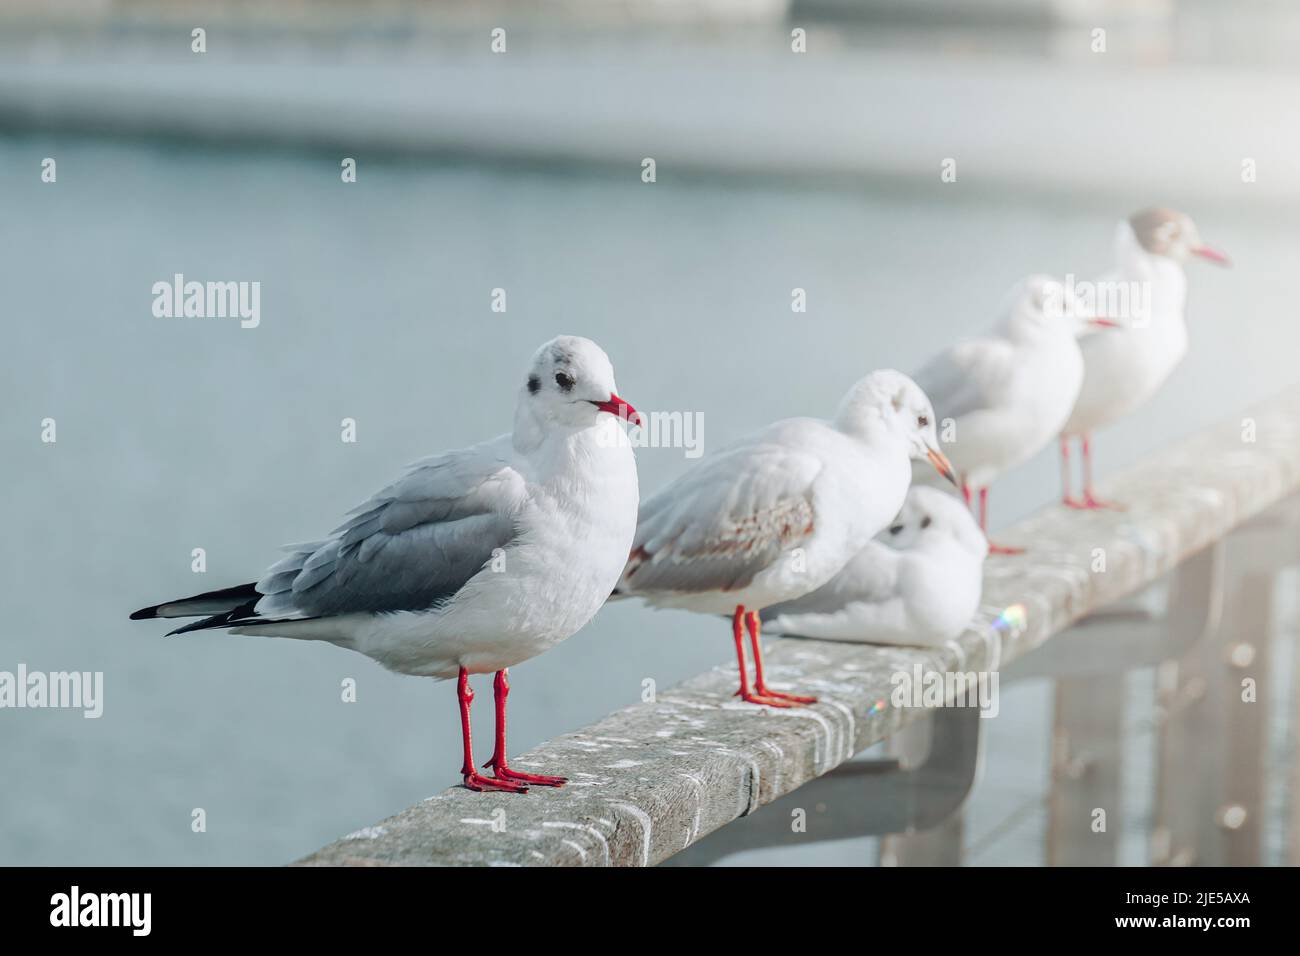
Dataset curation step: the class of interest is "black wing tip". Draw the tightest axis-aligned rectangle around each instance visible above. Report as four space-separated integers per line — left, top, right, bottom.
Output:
165 618 221 637
165 599 262 636
129 583 261 623
167 612 321 637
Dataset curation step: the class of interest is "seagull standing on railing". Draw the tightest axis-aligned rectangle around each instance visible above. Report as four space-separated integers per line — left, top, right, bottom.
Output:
760 486 988 647
1060 208 1229 508
614 370 956 707
130 336 641 794
912 274 1108 553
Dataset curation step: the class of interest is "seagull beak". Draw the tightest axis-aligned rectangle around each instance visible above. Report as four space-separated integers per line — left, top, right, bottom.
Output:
593 394 643 427
927 446 958 487
1191 244 1231 267
1088 317 1122 329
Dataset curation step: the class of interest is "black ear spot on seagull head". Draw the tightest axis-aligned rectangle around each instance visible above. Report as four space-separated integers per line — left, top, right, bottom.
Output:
921 515 932 529
889 524 905 535
891 390 905 412
527 375 540 395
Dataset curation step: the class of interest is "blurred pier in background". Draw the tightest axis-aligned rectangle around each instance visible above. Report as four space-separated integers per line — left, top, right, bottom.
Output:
5 1 1300 206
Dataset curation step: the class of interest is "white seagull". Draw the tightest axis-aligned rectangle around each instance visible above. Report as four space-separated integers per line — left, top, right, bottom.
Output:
131 335 641 794
761 486 988 647
913 274 1109 553
614 370 955 707
1061 208 1229 508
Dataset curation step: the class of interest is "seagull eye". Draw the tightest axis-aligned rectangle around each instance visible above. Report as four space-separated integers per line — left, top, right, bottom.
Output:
921 516 932 529
554 371 575 392
917 415 929 428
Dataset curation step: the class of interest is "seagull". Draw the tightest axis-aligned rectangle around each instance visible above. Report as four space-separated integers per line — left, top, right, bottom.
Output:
1061 208 1229 509
912 274 1108 553
761 486 987 647
130 336 641 794
614 370 956 707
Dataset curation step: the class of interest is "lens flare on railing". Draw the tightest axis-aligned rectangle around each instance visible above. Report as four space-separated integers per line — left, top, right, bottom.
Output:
991 603 1028 637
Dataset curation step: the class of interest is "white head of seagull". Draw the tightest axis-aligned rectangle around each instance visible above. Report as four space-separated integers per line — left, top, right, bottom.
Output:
883 486 982 554
884 485 988 559
1127 207 1229 266
834 369 955 484
1001 273 1108 338
517 335 641 437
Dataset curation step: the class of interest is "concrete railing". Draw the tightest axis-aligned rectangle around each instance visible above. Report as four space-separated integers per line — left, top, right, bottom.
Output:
298 386 1300 866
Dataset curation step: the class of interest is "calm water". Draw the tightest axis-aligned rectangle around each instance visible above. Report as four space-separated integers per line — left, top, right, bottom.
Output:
1 134 1295 865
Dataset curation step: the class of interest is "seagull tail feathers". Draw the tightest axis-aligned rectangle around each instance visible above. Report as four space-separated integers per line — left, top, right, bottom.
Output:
129 582 260 622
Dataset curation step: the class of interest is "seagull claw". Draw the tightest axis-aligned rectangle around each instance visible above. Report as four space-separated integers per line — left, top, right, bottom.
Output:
758 688 819 704
736 689 797 709
484 761 567 787
987 542 1026 555
1064 494 1125 511
463 771 530 794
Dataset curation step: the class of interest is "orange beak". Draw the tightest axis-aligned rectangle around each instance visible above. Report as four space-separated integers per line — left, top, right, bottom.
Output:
927 447 958 487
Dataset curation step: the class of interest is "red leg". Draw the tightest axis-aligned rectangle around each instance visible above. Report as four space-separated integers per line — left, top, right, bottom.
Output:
732 605 793 708
1076 433 1125 510
482 669 566 787
747 612 817 703
458 668 528 793
961 479 972 510
1060 436 1083 507
980 487 1025 556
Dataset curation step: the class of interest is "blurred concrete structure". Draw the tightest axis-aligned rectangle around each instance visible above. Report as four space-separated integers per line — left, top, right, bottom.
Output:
3 2 1300 206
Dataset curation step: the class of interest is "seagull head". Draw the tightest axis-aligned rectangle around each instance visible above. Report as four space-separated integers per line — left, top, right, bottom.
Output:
1128 207 1229 267
1004 274 1113 336
522 335 642 430
836 370 956 487
883 486 988 559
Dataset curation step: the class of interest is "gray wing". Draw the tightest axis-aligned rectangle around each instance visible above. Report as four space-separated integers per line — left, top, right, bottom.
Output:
619 441 822 595
254 436 526 618
912 337 1017 423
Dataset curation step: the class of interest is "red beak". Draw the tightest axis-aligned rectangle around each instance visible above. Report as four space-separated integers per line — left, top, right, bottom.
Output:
1191 245 1231 267
593 394 642 427
1089 318 1122 329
